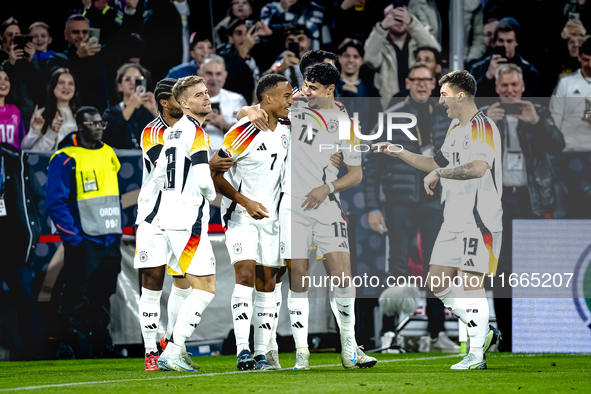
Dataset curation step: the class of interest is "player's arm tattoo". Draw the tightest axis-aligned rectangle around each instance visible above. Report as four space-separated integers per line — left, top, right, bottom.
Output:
437 162 481 180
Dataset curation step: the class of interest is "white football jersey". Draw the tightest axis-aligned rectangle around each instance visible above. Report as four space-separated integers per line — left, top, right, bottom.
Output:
136 116 169 225
287 106 361 200
220 117 290 225
153 115 216 231
435 111 503 233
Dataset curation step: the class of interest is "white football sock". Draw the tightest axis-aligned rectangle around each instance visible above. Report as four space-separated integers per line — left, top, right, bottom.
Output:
464 288 489 360
169 288 214 352
231 284 254 355
166 285 192 340
267 281 282 352
334 286 355 336
288 289 309 350
252 290 276 357
139 287 162 353
434 286 468 324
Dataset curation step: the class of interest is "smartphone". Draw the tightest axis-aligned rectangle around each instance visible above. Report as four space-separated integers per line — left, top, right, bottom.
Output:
245 19 256 32
288 42 300 58
135 78 146 95
211 102 220 114
492 46 506 58
500 103 523 115
391 0 408 8
14 34 32 51
569 12 580 22
88 27 101 44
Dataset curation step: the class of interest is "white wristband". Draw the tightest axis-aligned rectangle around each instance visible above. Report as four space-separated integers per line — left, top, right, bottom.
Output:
327 182 335 194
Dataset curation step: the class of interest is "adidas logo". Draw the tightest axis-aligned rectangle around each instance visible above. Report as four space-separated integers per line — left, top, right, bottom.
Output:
467 320 478 328
257 143 267 151
144 324 157 329
235 313 248 321
339 310 350 317
190 323 199 328
338 241 348 248
574 89 581 94
259 323 272 330
464 259 474 267
292 321 304 329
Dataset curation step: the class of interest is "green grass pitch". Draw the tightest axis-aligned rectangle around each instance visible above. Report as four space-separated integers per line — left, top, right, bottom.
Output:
1 353 590 393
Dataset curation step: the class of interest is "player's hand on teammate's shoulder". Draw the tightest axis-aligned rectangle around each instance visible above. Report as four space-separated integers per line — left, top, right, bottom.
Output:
371 141 403 157
301 184 331 210
423 169 440 196
247 106 270 131
210 150 234 173
243 199 270 220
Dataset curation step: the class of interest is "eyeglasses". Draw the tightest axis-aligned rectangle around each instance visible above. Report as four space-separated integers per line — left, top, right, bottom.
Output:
122 76 145 83
408 77 433 83
82 121 107 129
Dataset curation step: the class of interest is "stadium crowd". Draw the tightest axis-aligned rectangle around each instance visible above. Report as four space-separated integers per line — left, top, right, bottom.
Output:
1 0 590 363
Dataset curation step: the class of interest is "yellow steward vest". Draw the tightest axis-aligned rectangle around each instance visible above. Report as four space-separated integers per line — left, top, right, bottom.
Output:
50 138 122 236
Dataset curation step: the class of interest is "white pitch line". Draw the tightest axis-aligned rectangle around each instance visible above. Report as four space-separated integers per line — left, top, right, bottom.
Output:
0 355 461 392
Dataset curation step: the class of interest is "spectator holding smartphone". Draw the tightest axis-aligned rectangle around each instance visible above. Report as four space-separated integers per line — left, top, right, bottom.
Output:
0 18 46 131
363 2 440 108
0 65 26 150
47 14 110 113
22 69 80 152
102 63 158 149
470 17 540 98
480 63 564 350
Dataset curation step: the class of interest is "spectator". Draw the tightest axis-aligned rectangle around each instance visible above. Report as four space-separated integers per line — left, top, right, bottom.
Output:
393 46 442 99
335 38 379 132
1 20 46 131
469 17 540 98
22 69 80 152
0 66 26 150
47 14 110 114
540 20 587 98
261 0 332 50
143 0 196 81
466 17 498 70
214 0 255 47
363 63 453 351
199 55 247 150
481 63 565 351
218 19 268 103
46 106 124 359
364 3 440 108
167 32 214 79
102 63 158 149
550 38 591 151
29 22 55 63
408 0 485 63
0 17 20 64
271 24 313 89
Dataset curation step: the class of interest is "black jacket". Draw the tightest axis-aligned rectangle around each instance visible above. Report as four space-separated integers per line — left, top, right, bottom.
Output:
480 102 565 216
102 103 154 149
363 97 449 210
470 53 540 98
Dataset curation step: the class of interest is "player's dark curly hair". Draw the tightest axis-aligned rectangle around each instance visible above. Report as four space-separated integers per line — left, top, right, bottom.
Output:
438 70 477 97
256 73 289 102
304 62 340 88
299 50 338 75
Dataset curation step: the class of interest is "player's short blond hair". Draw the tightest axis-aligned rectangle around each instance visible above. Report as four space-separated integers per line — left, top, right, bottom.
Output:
172 75 206 102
